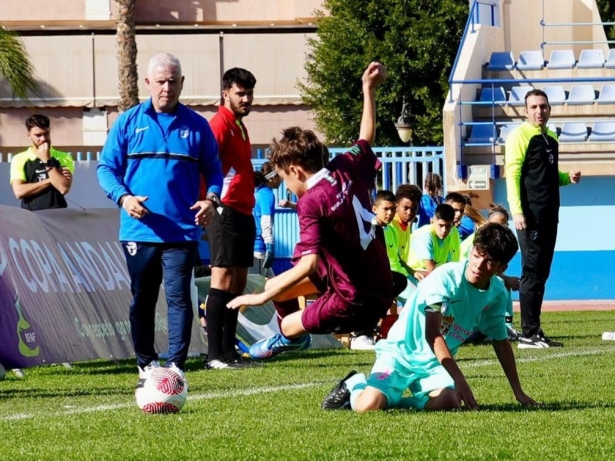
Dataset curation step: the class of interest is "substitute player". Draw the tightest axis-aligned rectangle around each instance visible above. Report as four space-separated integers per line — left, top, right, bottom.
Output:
322 223 538 412
407 203 460 275
227 62 395 359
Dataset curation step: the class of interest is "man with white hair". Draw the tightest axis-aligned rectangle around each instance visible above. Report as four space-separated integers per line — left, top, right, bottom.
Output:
98 53 223 386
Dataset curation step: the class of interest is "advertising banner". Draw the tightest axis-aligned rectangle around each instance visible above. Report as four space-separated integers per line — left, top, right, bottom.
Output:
0 205 207 369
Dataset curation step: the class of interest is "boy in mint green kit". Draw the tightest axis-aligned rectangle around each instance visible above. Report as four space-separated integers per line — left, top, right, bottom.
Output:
322 223 537 412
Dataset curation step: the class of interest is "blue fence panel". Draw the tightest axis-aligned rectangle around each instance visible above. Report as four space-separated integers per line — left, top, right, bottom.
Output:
0 146 443 268
266 146 444 265
330 146 444 193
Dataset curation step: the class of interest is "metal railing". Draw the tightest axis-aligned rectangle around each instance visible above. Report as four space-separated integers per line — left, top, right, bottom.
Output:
332 146 444 193
447 0 615 173
540 0 615 49
452 76 615 157
448 0 496 102
1 146 444 194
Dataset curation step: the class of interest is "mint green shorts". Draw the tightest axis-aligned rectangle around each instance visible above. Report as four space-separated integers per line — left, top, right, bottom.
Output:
366 352 455 409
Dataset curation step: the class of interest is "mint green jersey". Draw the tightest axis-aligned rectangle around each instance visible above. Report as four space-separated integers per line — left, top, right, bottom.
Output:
375 261 509 369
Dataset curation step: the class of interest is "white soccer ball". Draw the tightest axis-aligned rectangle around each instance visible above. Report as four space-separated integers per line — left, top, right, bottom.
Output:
135 367 187 414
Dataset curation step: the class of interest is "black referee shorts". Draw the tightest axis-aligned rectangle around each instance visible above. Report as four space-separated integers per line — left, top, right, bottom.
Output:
207 204 256 268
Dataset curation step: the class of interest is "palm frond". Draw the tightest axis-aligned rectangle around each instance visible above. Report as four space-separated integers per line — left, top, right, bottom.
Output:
0 28 41 100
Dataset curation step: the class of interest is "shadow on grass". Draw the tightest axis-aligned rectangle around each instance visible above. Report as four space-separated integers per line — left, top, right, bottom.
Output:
475 400 615 412
383 400 615 415
248 349 355 364
0 386 130 400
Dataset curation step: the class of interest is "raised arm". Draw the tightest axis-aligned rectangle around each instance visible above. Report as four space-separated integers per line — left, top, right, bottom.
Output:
359 62 387 146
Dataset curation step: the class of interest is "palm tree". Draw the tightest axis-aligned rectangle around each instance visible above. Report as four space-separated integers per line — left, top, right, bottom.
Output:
0 28 39 100
115 0 139 112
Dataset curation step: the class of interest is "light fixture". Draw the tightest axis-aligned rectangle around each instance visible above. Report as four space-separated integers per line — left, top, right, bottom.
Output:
395 96 413 143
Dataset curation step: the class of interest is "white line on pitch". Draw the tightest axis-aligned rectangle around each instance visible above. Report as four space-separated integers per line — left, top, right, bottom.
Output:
1 348 613 422
462 347 614 369
0 382 325 421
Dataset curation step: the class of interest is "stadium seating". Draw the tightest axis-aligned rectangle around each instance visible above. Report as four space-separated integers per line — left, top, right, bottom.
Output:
542 85 567 105
509 86 534 105
467 124 498 144
588 122 615 142
547 50 576 69
467 48 615 150
559 122 588 142
498 123 521 143
567 85 597 105
516 50 544 70
577 49 605 69
486 51 515 70
479 86 507 103
597 85 615 104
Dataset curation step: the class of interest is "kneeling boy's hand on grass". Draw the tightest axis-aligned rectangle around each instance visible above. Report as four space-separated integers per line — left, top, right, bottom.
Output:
515 391 539 407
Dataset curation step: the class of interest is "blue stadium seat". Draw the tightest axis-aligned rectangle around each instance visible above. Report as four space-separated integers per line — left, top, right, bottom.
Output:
547 50 575 69
467 124 497 144
577 49 605 69
588 122 615 142
479 86 507 103
597 85 615 104
486 51 515 70
606 49 615 69
567 85 596 105
542 85 567 105
559 122 588 143
516 50 544 70
509 86 534 106
498 123 521 143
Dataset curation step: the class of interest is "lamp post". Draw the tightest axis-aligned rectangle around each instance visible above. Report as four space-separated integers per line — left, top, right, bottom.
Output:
395 97 414 186
395 97 413 144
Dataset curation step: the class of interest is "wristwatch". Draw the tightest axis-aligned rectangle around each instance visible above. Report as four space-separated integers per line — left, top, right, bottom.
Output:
43 158 61 169
205 192 221 208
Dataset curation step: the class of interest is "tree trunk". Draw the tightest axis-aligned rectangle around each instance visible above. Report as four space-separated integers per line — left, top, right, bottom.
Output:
115 0 139 112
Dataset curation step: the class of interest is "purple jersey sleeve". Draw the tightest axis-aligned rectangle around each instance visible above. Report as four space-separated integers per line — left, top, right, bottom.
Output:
294 194 323 258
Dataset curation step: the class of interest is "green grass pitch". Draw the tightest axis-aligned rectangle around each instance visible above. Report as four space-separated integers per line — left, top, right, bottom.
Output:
1 311 615 461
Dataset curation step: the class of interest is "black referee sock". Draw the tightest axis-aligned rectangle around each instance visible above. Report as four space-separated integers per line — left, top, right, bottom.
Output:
223 299 241 361
206 288 234 362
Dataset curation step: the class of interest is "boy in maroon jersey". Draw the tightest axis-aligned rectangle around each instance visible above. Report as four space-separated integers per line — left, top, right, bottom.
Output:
227 62 395 359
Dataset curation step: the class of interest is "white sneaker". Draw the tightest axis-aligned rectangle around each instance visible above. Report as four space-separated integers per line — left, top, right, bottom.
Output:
165 362 188 391
138 360 161 379
350 335 375 351
205 359 229 370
